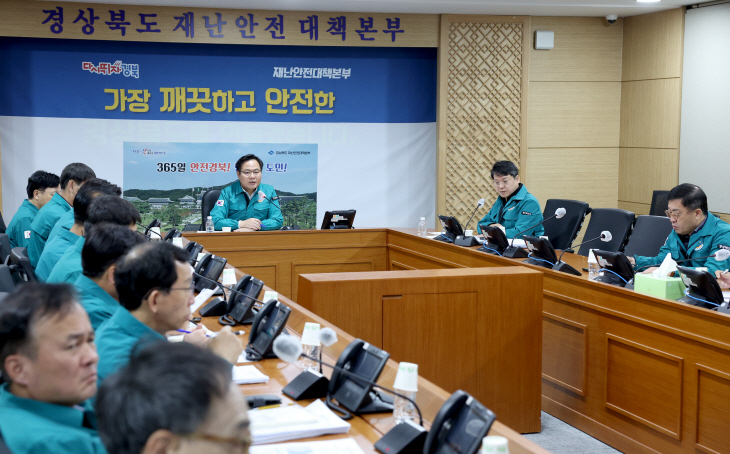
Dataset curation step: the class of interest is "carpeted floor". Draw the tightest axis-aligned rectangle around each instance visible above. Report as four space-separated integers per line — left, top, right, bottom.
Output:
522 412 622 454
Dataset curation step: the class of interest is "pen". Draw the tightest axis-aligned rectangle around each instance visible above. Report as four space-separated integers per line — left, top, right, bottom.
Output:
177 329 211 338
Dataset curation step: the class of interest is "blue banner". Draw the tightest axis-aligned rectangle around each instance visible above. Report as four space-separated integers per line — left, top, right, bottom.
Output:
0 37 437 123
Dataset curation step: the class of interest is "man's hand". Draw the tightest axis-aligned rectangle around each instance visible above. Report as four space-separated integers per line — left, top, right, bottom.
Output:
628 256 636 266
238 218 262 230
234 228 256 233
182 324 207 346
715 270 730 289
490 223 504 229
208 326 244 364
640 266 658 274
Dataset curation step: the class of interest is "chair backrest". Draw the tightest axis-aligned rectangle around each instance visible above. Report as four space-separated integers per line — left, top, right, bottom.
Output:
623 215 673 258
0 211 6 235
542 199 591 251
650 190 670 217
577 208 635 256
200 189 222 229
0 234 11 264
9 247 36 283
0 265 16 294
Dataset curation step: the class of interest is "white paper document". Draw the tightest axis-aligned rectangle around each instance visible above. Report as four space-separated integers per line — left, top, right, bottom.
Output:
232 365 269 384
249 399 351 445
190 288 216 313
249 438 365 454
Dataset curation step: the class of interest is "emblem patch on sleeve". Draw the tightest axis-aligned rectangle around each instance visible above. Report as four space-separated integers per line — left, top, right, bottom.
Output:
24 231 31 239
216 200 224 206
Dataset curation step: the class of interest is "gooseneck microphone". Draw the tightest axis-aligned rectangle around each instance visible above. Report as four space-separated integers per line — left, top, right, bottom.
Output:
551 231 612 276
633 249 730 272
273 335 423 425
136 222 163 239
557 230 612 263
500 207 566 258
463 198 485 232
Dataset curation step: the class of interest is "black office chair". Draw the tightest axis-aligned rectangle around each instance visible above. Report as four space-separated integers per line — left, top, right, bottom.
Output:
200 189 222 230
650 190 670 217
622 215 673 258
577 208 635 256
0 265 16 294
0 234 11 265
0 211 6 235
8 247 36 284
542 199 591 251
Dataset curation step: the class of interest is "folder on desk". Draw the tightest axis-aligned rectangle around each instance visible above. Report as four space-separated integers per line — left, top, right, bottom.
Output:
249 399 351 445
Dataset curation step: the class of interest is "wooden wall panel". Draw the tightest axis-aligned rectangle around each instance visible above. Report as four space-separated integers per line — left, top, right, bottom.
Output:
618 148 679 204
291 260 374 299
622 8 685 81
530 17 623 82
542 313 588 396
618 201 651 216
695 365 730 454
712 212 730 225
233 264 278 291
620 79 682 149
528 82 621 149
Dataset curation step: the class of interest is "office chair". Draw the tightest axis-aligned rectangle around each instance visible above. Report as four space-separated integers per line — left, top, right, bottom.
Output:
200 189 222 230
8 247 36 283
650 190 670 217
622 215 673 258
0 265 16 294
576 208 635 256
0 234 11 265
0 211 6 235
542 199 591 251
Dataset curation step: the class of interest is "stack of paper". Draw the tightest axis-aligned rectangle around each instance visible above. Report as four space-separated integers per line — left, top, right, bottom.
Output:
190 288 216 313
249 399 351 445
249 438 365 454
232 365 269 384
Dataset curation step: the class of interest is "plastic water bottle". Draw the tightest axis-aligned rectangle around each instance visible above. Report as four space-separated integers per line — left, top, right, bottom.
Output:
588 249 600 281
393 362 419 423
393 390 418 424
205 216 214 233
300 344 321 372
417 217 427 237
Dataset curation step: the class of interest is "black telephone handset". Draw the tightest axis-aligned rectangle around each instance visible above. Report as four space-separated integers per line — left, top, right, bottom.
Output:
145 219 161 237
328 339 364 395
193 253 227 292
423 390 496 454
163 228 182 241
227 274 264 324
184 241 204 266
245 299 290 361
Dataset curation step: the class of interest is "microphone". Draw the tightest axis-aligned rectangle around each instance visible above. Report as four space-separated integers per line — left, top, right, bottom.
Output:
634 249 730 272
274 335 423 425
137 222 163 239
552 231 612 276
500 207 567 258
463 198 485 232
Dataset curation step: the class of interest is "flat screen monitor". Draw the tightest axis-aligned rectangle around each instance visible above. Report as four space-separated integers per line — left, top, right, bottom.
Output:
328 339 390 414
522 235 558 269
676 265 724 310
321 210 356 230
478 225 509 254
437 215 464 242
592 249 634 287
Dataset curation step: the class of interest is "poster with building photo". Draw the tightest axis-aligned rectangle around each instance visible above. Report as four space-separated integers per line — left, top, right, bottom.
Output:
122 142 318 231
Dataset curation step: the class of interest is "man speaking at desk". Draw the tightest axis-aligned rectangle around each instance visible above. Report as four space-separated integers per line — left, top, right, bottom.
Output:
211 154 283 232
477 160 544 238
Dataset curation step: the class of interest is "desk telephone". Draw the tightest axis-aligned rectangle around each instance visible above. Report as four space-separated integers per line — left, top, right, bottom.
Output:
424 390 496 454
245 299 291 361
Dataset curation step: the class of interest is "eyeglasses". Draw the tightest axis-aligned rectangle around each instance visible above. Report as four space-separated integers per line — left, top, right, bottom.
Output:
184 432 251 453
167 281 196 294
239 170 261 177
493 178 514 188
665 210 690 220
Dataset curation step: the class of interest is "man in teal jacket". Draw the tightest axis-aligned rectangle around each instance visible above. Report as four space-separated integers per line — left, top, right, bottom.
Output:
6 171 59 249
477 161 544 239
210 154 283 231
630 184 730 274
28 163 96 267
0 283 106 454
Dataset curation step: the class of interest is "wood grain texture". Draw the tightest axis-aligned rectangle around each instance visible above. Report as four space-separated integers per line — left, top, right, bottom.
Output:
622 8 685 81
528 82 621 148
618 147 679 204
530 16 623 82
618 201 651 216
620 79 682 149
542 313 588 396
695 365 730 454
711 212 730 225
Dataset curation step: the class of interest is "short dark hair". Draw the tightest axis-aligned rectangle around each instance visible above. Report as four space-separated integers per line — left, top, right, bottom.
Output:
82 224 147 279
84 196 141 237
668 183 708 215
73 179 123 224
0 283 78 382
491 161 519 179
26 171 60 199
97 342 232 454
235 154 263 172
60 163 96 190
114 242 189 311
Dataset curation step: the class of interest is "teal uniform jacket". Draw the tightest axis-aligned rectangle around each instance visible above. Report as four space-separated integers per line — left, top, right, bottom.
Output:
210 182 283 231
35 228 82 281
74 274 119 330
634 213 730 274
96 307 165 386
28 193 71 267
0 384 106 454
476 185 545 238
46 237 85 283
6 200 39 249
47 210 75 244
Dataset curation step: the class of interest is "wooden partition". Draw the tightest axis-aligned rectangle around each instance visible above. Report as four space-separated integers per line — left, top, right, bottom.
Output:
297 267 544 434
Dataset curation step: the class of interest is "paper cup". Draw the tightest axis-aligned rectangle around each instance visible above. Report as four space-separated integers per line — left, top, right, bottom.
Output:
301 322 321 346
482 436 509 453
465 230 474 237
221 268 237 286
222 227 232 232
150 227 161 240
171 237 184 248
393 362 418 392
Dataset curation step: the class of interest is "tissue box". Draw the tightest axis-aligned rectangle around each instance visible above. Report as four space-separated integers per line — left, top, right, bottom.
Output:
634 274 686 300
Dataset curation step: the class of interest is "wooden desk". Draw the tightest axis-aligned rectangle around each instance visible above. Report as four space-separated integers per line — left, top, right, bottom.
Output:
199 262 549 454
188 229 730 454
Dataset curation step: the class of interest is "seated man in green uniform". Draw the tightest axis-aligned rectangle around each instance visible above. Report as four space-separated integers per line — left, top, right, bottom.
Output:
210 154 283 232
95 242 244 385
74 225 146 330
47 196 141 284
0 283 106 454
477 161 544 239
36 179 121 281
629 184 730 274
28 162 96 267
6 171 60 249
97 342 250 454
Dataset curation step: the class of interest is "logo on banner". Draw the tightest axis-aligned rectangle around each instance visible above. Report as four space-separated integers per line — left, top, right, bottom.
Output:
268 150 275 155
132 148 165 156
82 60 140 78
